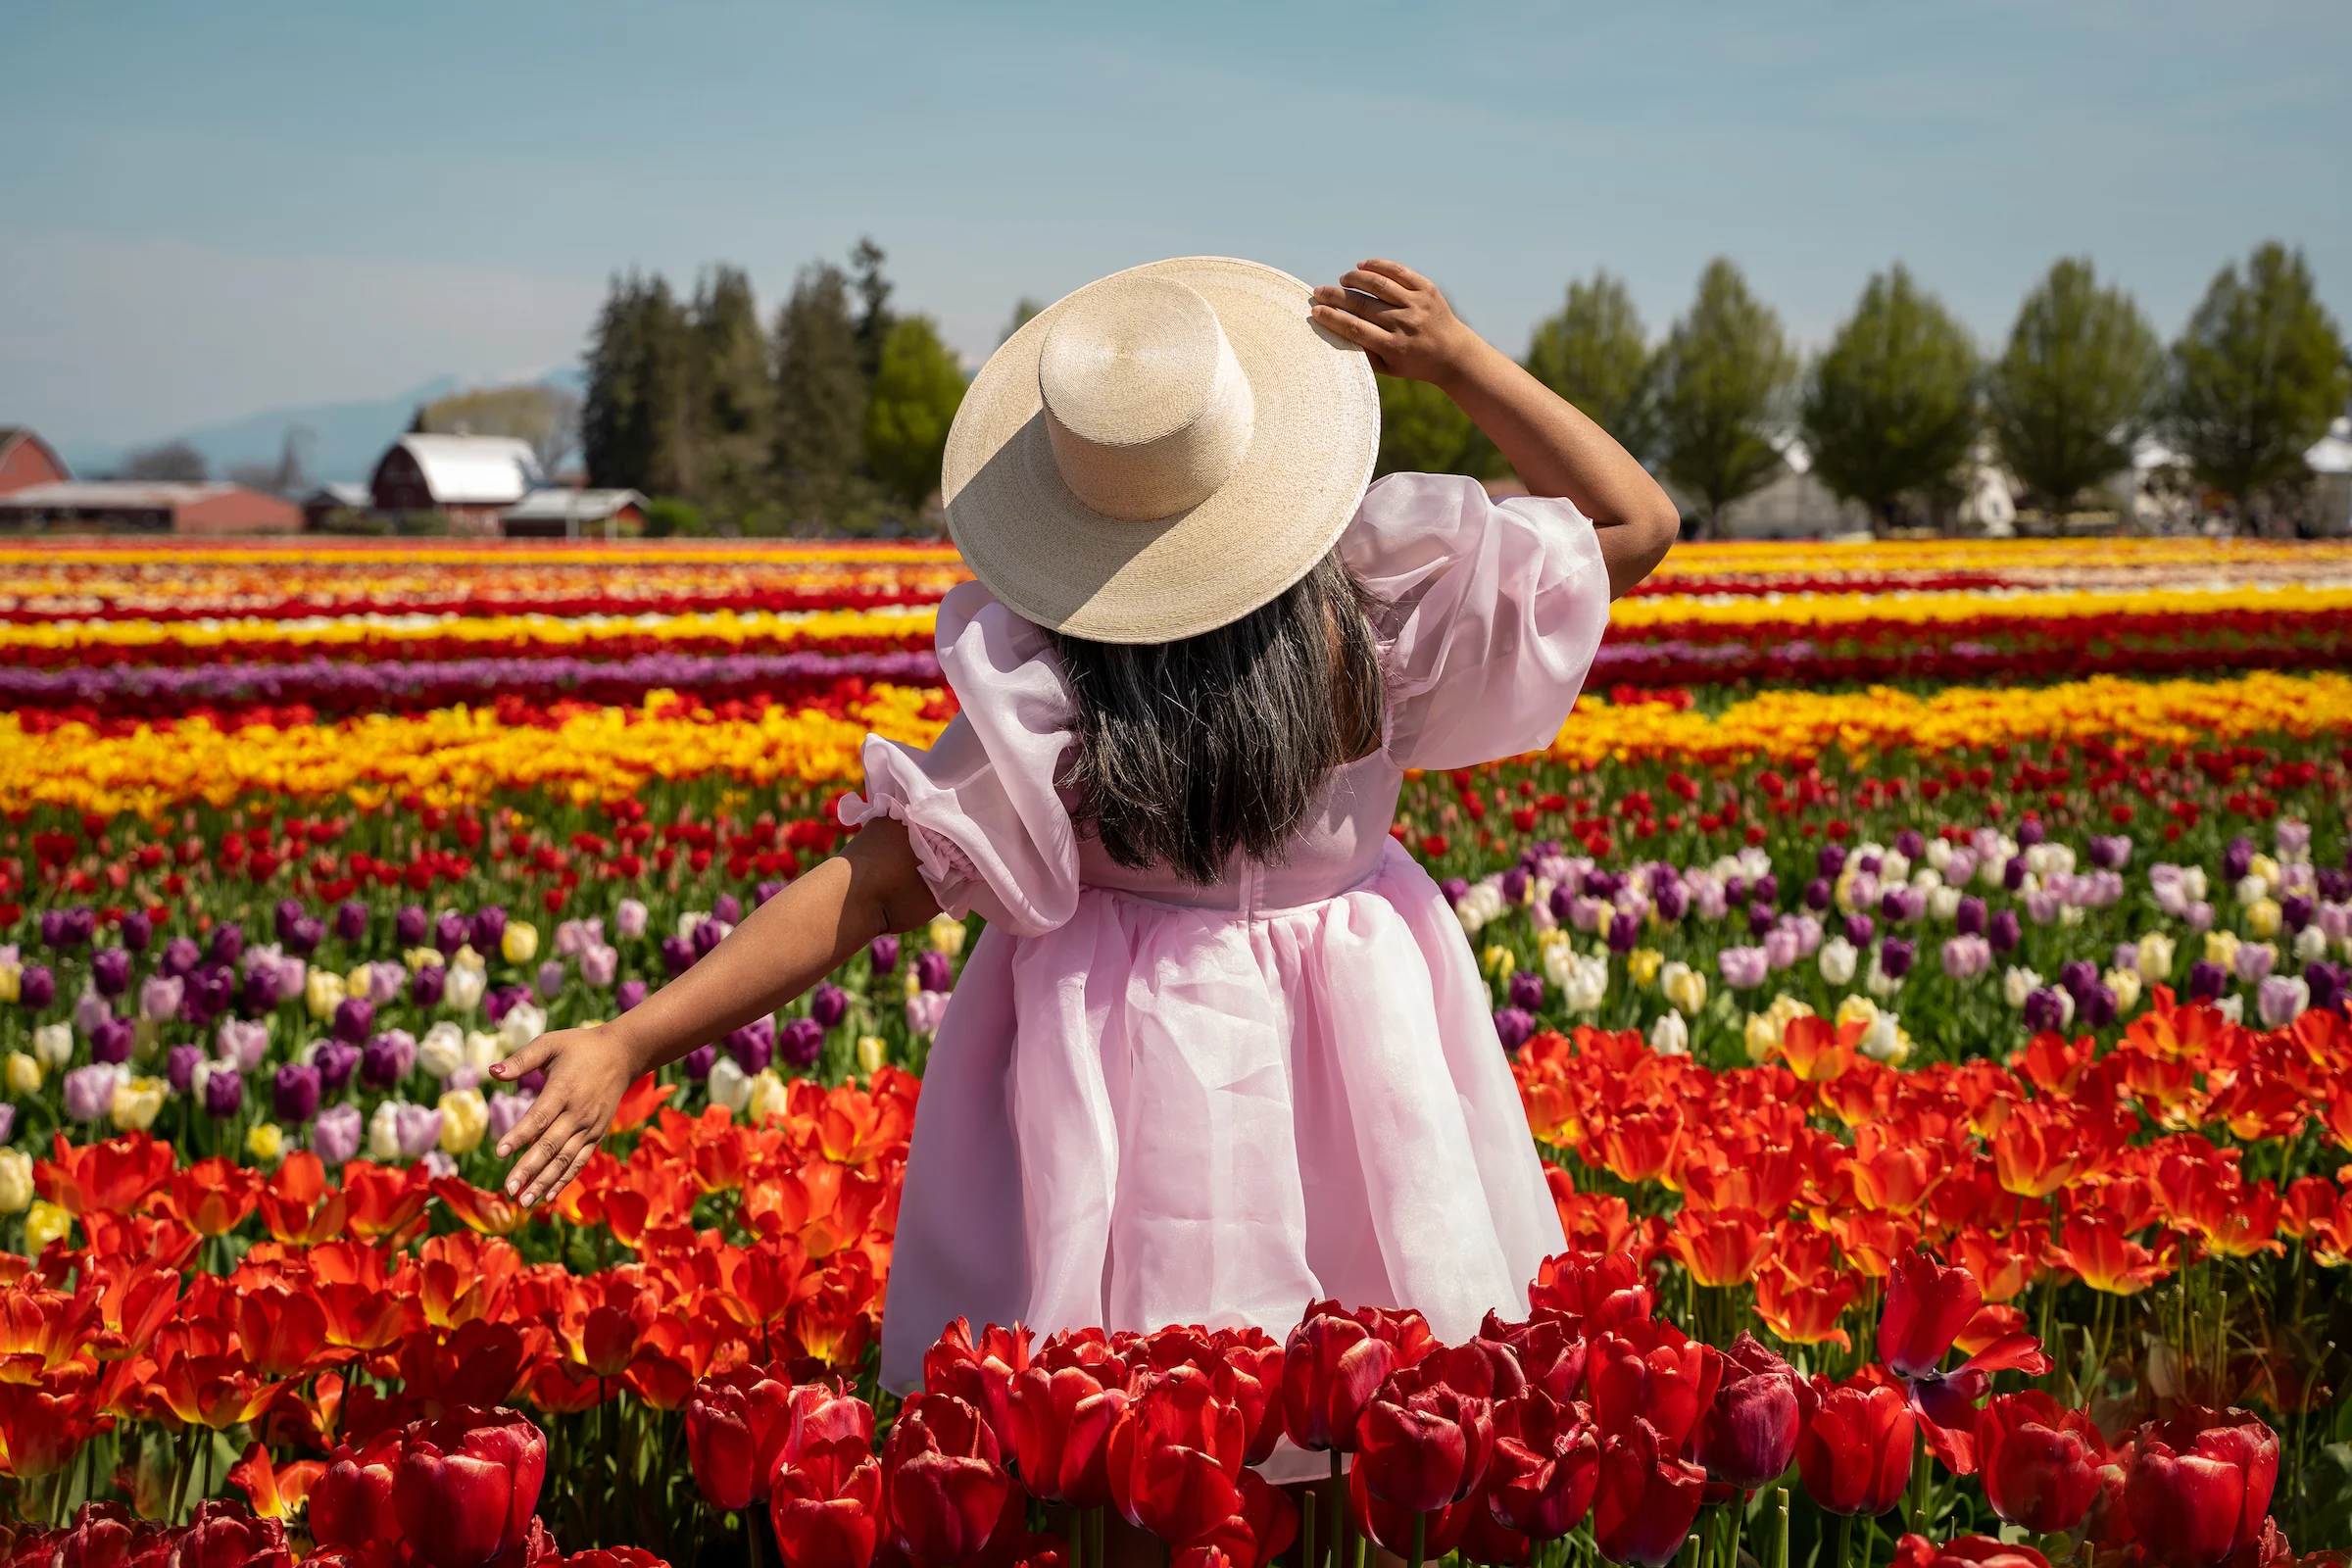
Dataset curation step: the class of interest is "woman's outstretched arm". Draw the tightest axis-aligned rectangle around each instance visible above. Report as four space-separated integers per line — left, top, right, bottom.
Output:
1310 259 1680 597
489 817 941 1206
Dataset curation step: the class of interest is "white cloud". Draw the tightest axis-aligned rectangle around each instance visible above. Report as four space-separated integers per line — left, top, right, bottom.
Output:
0 230 600 444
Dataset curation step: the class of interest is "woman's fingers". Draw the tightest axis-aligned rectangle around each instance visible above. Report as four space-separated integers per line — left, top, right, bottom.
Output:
501 1106 574 1194
523 1124 598 1208
495 1080 567 1162
1339 268 1415 308
489 1029 561 1083
547 1139 601 1207
1310 303 1395 351
1358 258 1434 293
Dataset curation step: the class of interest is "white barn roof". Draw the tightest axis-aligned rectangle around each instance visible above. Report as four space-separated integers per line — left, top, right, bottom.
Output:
385 435 543 505
504 487 645 523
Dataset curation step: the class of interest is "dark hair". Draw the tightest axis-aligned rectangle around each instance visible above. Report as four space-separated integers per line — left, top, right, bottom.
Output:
1052 549 1386 886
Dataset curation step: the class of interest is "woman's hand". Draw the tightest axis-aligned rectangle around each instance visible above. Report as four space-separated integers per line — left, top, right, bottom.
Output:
1309 260 1492 385
490 1023 643 1207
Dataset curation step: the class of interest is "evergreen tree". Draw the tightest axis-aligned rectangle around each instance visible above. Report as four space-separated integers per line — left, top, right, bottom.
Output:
864 317 968 515
582 272 690 495
770 262 875 531
1372 376 1502 479
1984 259 2161 513
689 266 776 527
1800 265 1980 531
1524 271 1654 458
849 237 898 381
1652 259 1796 535
2166 241 2351 519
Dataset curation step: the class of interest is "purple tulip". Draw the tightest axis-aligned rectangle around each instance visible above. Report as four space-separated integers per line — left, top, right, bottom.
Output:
167 1044 206 1093
580 944 618 988
1893 829 1925 862
159 936 200 979
1794 877 1827 912
660 936 696 977
1843 914 1875 948
288 915 325 956
1817 845 1847 880
17 964 53 1010
335 901 369 944
91 948 130 998
1499 867 1530 906
2057 959 2099 1002
1725 876 1747 909
470 906 508 953
712 893 743 925
2223 835 2255 883
209 922 245 966
1745 904 1774 939
239 965 281 1016
1987 909 2021 952
2234 943 2275 985
1879 938 1914 981
1940 935 1991 980
1493 1007 1536 1054
1955 896 1986 937
1614 910 1647 951
753 879 788 907
2281 895 2314 934
273 899 305 945
614 898 650 940
204 1067 245 1119
332 996 375 1044
41 907 89 950
1751 872 1779 906
273 1062 321 1123
691 917 727 958
2017 818 2045 849
809 982 848 1030
867 934 901 974
314 1040 360 1095
781 1017 825 1068
2319 868 2350 904
410 962 447 1008
393 1102 444 1159
483 984 530 1026
65 1064 121 1122
434 912 467 956
726 1015 776 1074
120 911 152 952
2001 856 2028 891
216 1017 270 1071
2086 835 2132 870
1764 926 1801 971
2022 988 2068 1033
486 1091 534 1144
311 1103 364 1165
1547 886 1578 925
139 974 184 1023
182 963 230 1024
1441 877 1472 907
76 989 111 1038
681 1043 715 1081
2186 960 2228 1002
362 1029 416 1089
2081 984 2118 1028
2306 961 2345 1015
1651 880 1688 922
1718 946 1770 990
915 950 955 993
90 1016 135 1065
396 906 429 947
1507 969 1545 1011
616 978 649 1012
0 1104 13 1144
1584 870 1620 899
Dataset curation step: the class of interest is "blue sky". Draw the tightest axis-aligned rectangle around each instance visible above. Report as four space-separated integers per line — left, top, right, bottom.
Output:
5 0 2346 447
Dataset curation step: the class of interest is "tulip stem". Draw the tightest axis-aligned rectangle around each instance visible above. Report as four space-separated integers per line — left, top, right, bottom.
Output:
1302 1488 1315 1568
1727 1491 1746 1568
1835 1511 1854 1568
1771 1490 1789 1568
1331 1450 1348 1568
1408 1511 1426 1568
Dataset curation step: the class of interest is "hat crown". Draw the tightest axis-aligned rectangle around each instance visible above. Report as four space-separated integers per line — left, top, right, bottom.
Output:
1039 274 1255 522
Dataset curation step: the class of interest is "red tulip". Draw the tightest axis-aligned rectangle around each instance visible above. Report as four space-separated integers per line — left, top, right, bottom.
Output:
1586 1319 1721 1454
1976 1392 2105 1534
1527 1248 1653 1332
1879 1249 1980 1378
309 1433 404 1551
878 1393 1012 1568
1106 1366 1250 1545
921 1319 1031 1451
1280 1300 1429 1453
769 1446 883 1568
1186 1467 1297 1568
782 1381 875 1462
1693 1333 1801 1490
1211 1328 1288 1466
2123 1407 2279 1568
390 1406 548 1568
683 1364 795 1511
1797 1382 1916 1517
172 1500 292 1568
1352 1353 1496 1515
1009 1364 1130 1508
53 1502 170 1568
1479 1309 1588 1403
1889 1534 2051 1568
1486 1389 1600 1540
1590 1420 1707 1568
1345 1462 1476 1561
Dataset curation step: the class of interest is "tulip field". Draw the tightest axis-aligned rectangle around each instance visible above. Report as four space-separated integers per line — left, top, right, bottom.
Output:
0 533 2350 1568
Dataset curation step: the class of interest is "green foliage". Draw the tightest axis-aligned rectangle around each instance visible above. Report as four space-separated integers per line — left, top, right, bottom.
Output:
582 271 690 495
641 497 707 537
849 236 898 381
2166 241 2352 509
1800 265 1980 526
1374 376 1506 480
1652 259 1796 533
1984 258 2162 511
686 267 774 526
863 317 968 514
771 261 878 532
1524 270 1654 458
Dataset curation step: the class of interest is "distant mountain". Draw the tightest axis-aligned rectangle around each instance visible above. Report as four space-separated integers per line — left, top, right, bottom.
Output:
55 367 585 485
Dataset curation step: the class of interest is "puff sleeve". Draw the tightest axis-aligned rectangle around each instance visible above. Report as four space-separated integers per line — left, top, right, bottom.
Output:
836 581 1081 938
1340 471 1613 771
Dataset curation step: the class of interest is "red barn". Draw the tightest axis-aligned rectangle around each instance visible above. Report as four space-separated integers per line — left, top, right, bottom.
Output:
0 428 70 494
369 434 543 533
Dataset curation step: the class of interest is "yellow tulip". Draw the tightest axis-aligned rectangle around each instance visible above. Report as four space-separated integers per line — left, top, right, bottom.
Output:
2245 900 2281 940
24 1200 72 1254
305 969 347 1022
439 1088 489 1154
246 1123 287 1164
502 923 540 964
857 1035 888 1076
110 1075 168 1131
927 913 966 958
0 1150 31 1213
5 1052 40 1096
1626 949 1664 988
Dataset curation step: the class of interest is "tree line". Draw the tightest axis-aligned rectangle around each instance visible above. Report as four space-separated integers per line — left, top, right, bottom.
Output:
1385 241 2351 535
582 240 969 534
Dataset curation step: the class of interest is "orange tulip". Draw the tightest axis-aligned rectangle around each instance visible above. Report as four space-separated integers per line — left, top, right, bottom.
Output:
1950 1228 2035 1305
416 1232 524 1328
1668 1205 1775 1288
429 1177 531 1239
1591 1105 1683 1186
2045 1216 2171 1296
339 1161 432 1243
257 1151 349 1246
610 1072 676 1133
2007 1032 2094 1097
1548 1174 1638 1257
1776 1015 1860 1084
1849 1127 1945 1216
235 1279 331 1378
34 1131 175 1217
166 1157 264 1239
149 1348 283 1430
1754 1266 1857 1350
228 1439 326 1520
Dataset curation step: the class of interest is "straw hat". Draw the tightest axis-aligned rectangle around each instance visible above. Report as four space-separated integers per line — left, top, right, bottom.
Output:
943 257 1379 644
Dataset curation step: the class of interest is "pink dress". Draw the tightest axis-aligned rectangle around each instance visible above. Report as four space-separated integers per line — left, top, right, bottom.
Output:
842 472 1613 1407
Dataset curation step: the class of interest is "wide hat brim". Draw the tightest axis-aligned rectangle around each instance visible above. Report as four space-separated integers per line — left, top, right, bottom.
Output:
943 257 1379 644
